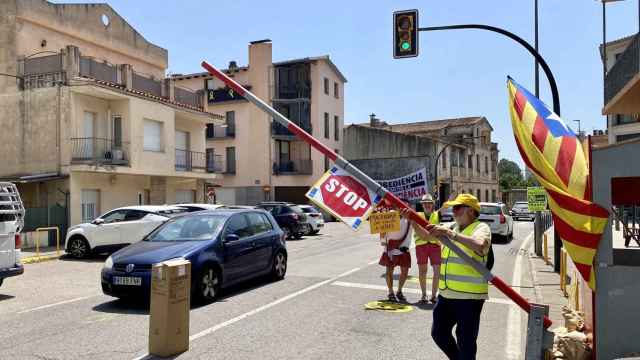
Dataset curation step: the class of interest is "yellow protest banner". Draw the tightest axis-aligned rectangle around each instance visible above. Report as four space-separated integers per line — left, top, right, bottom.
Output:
369 211 401 234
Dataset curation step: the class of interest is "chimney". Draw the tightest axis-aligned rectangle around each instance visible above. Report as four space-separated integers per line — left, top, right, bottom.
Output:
228 61 238 71
369 113 380 127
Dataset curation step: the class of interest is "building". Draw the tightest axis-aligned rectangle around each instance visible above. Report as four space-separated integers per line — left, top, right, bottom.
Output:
349 115 500 204
601 34 640 144
172 40 346 205
0 0 223 231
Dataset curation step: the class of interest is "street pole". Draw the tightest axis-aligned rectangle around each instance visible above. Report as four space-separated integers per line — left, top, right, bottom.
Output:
535 0 540 98
202 61 552 329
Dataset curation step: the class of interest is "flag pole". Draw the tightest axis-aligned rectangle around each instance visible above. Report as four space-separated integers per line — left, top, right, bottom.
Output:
202 61 552 328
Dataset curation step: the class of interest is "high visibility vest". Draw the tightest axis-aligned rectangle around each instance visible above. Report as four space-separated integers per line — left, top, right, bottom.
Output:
414 211 440 246
439 221 488 295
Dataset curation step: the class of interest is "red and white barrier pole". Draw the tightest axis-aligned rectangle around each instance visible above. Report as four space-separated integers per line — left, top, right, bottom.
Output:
201 61 551 328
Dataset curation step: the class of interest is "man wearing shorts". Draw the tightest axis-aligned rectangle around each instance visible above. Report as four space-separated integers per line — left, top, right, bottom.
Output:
413 194 441 303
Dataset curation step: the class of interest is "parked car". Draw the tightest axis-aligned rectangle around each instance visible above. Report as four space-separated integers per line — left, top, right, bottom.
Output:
298 205 324 235
255 202 307 239
439 206 454 223
101 209 287 302
511 201 534 221
0 182 24 288
175 203 226 212
65 205 187 258
479 202 513 242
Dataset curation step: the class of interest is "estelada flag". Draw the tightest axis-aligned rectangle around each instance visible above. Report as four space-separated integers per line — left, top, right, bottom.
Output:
508 77 609 290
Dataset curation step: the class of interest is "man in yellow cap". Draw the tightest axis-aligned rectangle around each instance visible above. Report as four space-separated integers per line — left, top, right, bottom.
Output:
402 193 491 360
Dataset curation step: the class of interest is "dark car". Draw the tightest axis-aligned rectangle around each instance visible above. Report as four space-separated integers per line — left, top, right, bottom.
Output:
255 202 307 239
101 209 287 303
511 201 534 221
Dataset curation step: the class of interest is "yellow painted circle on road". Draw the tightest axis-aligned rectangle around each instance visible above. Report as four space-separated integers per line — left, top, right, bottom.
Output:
364 300 414 313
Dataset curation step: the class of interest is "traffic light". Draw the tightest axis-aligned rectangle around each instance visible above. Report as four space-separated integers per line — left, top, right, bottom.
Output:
393 10 419 59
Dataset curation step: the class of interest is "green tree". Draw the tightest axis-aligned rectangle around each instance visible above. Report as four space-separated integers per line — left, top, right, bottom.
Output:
498 158 525 191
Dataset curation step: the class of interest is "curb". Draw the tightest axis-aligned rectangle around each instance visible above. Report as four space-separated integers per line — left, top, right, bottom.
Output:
526 241 545 305
21 254 62 264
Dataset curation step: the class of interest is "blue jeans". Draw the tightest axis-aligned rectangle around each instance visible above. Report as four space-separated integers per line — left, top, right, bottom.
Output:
431 295 485 360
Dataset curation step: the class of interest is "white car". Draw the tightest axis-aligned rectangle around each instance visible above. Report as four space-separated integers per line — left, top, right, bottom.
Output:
174 203 226 212
479 202 513 243
65 205 186 258
0 182 24 287
299 205 324 235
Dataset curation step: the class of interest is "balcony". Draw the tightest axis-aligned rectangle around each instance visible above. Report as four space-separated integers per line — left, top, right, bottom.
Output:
207 124 235 139
175 149 206 172
273 159 313 175
604 34 640 114
272 121 312 137
175 86 203 108
206 154 225 174
71 138 130 166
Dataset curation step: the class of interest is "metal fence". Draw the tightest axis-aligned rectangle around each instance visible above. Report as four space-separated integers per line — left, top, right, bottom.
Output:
132 72 162 97
174 86 201 108
206 154 224 173
71 138 130 165
23 205 68 246
79 57 117 83
22 54 65 89
605 33 639 105
175 149 206 171
273 159 313 175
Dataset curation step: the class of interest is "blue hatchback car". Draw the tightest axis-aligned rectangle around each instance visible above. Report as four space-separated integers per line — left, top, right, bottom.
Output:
101 209 287 303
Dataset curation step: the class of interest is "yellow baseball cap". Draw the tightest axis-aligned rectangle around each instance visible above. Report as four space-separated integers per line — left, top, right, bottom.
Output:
443 193 481 213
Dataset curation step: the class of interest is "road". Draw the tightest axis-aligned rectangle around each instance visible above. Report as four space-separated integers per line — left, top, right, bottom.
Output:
0 221 536 360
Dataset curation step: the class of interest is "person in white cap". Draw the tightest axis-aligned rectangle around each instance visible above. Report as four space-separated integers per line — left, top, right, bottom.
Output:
413 193 441 303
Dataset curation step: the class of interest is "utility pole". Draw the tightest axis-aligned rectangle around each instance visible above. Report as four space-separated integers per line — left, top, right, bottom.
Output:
535 0 540 97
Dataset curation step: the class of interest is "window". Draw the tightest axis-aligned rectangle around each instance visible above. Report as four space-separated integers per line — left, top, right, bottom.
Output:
226 147 236 174
124 210 148 221
476 154 480 173
206 124 215 139
246 212 273 235
492 159 497 173
101 210 127 224
460 150 465 168
226 111 236 135
442 149 447 169
451 148 458 167
468 155 473 169
81 189 99 222
112 115 122 147
149 215 225 242
324 77 329 95
476 189 481 200
485 157 489 174
324 112 330 139
492 189 497 203
144 119 163 152
334 82 339 99
334 116 340 141
175 190 196 204
224 214 251 239
485 190 489 202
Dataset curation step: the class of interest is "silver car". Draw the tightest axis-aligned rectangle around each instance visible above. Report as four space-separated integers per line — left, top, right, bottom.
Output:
298 205 325 235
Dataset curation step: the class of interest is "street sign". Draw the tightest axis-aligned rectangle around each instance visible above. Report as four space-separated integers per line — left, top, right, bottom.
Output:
527 187 547 211
369 211 401 234
306 165 383 231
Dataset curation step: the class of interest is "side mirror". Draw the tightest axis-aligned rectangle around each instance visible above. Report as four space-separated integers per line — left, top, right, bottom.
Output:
92 218 105 225
223 233 239 244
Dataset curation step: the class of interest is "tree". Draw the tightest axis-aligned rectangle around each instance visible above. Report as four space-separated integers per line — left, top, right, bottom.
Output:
498 159 525 191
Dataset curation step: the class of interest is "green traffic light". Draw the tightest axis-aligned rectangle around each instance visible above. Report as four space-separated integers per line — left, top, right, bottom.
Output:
401 41 410 50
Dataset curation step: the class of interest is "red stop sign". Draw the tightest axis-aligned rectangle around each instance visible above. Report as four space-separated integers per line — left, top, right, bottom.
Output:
320 174 372 218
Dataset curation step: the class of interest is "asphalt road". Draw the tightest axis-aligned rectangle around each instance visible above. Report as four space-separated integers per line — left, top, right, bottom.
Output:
0 220 536 360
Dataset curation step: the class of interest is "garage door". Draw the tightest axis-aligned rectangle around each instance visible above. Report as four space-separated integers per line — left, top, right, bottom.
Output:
175 190 195 204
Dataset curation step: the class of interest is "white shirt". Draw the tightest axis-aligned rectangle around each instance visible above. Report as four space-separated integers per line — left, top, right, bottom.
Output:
381 218 412 249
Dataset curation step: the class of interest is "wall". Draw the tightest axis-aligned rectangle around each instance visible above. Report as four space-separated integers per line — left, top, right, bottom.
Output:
14 0 167 78
592 140 640 358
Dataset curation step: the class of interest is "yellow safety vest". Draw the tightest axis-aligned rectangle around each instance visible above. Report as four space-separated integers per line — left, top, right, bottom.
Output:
439 221 488 295
414 211 440 246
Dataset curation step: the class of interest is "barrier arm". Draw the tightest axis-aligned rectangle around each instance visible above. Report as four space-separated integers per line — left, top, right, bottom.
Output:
201 61 551 329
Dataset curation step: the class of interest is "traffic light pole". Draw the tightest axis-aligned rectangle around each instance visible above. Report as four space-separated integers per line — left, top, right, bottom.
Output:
201 61 552 329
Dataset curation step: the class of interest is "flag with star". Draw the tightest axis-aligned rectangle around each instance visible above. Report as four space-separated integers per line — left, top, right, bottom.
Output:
507 77 609 290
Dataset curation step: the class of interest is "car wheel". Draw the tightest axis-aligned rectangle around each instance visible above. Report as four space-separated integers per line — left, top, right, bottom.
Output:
68 236 90 258
293 231 303 240
271 251 287 280
197 266 220 303
283 227 291 240
0 278 3 288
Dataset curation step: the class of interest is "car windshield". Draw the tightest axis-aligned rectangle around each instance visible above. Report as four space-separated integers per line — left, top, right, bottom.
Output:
441 207 453 215
480 206 501 215
156 208 190 217
290 206 304 214
513 203 528 209
146 215 226 242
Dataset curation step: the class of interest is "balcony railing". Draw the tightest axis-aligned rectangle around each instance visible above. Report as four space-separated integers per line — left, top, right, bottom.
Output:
206 154 224 173
175 149 206 172
207 125 235 139
605 34 640 105
22 54 65 89
71 138 130 165
175 86 202 108
273 159 313 175
272 121 312 137
79 57 117 83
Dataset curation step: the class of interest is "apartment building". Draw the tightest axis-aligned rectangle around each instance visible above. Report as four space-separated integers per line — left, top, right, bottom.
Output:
601 34 640 143
352 115 500 203
0 1 223 227
173 40 346 205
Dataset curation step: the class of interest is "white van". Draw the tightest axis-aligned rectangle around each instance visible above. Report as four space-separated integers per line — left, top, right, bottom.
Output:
0 182 25 287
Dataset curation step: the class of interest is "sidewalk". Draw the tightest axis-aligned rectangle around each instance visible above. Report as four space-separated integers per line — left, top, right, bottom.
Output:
526 226 568 328
20 246 64 264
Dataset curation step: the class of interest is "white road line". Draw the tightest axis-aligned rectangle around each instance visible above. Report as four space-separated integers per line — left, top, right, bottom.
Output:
331 281 515 306
505 231 534 360
17 295 98 314
131 267 363 360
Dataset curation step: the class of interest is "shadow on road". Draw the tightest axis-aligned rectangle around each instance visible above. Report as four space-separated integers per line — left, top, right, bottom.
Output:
59 254 110 263
0 294 15 302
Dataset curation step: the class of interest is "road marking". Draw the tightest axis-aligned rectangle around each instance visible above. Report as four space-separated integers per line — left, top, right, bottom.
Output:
505 230 534 360
331 281 514 306
17 295 98 314
131 267 363 360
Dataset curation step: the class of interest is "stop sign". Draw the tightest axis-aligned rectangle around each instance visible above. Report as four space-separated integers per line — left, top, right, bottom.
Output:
319 174 372 218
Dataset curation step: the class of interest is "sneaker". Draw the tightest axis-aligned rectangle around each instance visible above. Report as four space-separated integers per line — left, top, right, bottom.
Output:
396 291 407 303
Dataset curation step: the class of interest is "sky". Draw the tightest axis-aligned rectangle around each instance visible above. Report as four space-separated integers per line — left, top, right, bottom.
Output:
55 0 639 167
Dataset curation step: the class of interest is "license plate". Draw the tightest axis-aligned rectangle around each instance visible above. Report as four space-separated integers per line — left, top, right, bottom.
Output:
317 223 324 227
113 276 141 286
